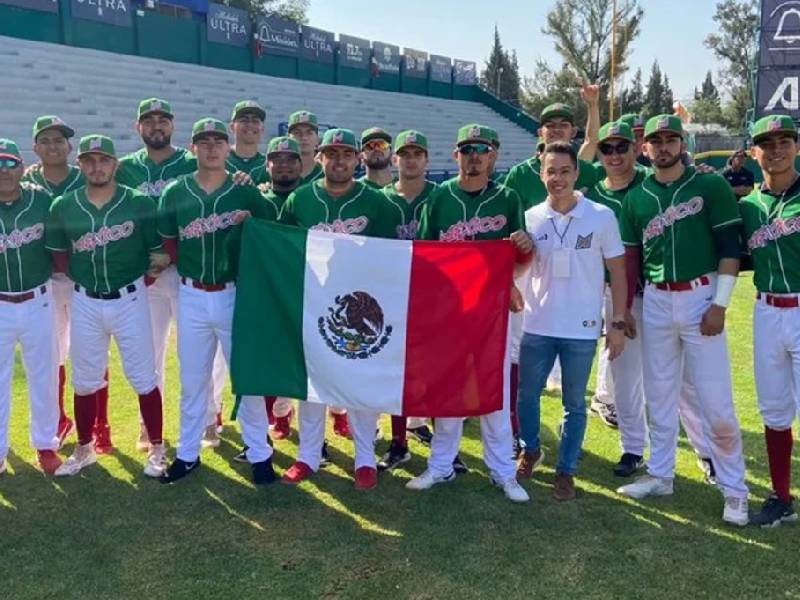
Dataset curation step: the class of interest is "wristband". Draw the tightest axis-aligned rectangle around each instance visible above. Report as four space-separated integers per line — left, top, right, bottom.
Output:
713 274 737 308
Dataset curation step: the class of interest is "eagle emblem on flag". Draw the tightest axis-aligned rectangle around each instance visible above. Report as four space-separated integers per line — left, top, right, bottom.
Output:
319 291 392 359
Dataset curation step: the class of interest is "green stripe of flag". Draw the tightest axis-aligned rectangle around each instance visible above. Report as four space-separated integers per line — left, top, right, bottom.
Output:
231 219 308 399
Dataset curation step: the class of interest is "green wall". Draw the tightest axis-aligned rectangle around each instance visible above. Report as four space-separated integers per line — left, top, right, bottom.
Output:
0 5 60 42
137 12 198 64
338 65 370 88
372 72 400 92
67 18 135 55
298 58 335 84
401 76 427 96
255 54 297 79
430 81 451 99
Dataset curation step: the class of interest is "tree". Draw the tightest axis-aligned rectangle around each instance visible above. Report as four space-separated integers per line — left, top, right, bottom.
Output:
480 26 521 104
619 67 645 114
227 0 309 21
662 74 674 115
643 61 667 116
695 70 720 103
691 71 723 124
520 60 584 123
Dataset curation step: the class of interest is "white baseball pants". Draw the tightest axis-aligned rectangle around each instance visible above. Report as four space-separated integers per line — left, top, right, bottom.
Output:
296 401 377 471
52 274 73 366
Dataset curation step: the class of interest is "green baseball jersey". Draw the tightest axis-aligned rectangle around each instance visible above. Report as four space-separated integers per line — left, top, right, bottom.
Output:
45 185 161 293
262 188 291 220
381 180 437 240
298 163 324 187
504 156 599 210
116 147 197 199
22 164 84 198
226 150 271 186
279 179 393 238
417 179 523 241
158 174 271 285
739 183 800 293
0 183 53 292
620 167 741 283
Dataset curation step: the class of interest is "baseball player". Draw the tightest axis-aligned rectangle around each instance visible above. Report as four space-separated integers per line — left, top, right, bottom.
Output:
278 128 395 491
0 139 62 476
619 113 651 167
359 128 394 189
375 130 437 471
46 134 167 478
226 100 270 186
157 118 274 485
23 116 85 446
406 124 530 503
616 115 749 526
740 115 800 527
287 110 324 186
116 98 227 452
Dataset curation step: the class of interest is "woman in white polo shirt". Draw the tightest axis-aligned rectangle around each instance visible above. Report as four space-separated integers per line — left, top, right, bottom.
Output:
514 142 628 501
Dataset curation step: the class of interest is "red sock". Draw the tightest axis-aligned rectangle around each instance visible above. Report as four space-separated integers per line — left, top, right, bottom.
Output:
138 388 163 445
510 363 520 436
765 426 793 503
391 415 407 446
58 365 68 421
74 392 97 445
95 369 110 426
265 396 276 425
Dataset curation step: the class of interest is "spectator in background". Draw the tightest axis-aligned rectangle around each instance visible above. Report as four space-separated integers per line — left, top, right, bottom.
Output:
721 150 755 199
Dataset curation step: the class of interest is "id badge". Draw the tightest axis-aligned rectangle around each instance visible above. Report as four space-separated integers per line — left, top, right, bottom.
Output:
552 248 572 278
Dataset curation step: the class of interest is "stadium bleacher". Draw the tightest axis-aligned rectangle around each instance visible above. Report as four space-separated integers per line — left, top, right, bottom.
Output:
1 35 536 173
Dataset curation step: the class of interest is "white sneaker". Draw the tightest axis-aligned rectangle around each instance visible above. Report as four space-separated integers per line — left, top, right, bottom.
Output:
55 443 97 477
201 424 220 449
492 477 530 503
136 423 151 453
405 469 456 491
617 475 673 499
723 497 749 527
144 444 168 478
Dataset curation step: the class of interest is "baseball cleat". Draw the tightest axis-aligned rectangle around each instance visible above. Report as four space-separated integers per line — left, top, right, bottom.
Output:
617 475 673 499
590 399 618 428
722 497 749 527
377 441 411 472
491 477 530 503
93 423 113 455
354 466 378 491
516 449 545 479
406 469 456 491
252 459 277 485
160 458 201 483
201 424 220 449
55 443 97 477
751 495 798 528
281 461 313 485
332 413 352 438
37 450 63 475
320 441 332 467
144 444 168 478
272 411 293 440
696 457 717 486
233 446 249 463
57 417 75 448
613 453 644 477
452 454 468 474
407 424 433 446
135 423 151 453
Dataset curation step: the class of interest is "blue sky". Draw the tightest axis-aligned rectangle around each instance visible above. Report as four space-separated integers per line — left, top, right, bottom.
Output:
307 0 719 102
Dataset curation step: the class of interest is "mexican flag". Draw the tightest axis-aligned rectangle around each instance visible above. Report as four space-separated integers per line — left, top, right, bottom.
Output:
230 220 514 417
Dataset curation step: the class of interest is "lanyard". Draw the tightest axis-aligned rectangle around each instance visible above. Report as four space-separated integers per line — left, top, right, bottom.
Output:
550 216 573 247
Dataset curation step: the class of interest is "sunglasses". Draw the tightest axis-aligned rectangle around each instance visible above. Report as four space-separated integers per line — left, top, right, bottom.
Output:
458 143 494 155
363 140 390 152
0 158 21 169
598 141 631 156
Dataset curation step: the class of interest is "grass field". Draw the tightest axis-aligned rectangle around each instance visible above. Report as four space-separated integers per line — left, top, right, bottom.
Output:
2 278 799 599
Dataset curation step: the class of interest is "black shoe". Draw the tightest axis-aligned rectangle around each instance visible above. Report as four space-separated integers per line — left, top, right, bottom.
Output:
407 425 433 446
267 434 273 448
252 458 277 485
697 457 717 486
751 494 798 528
512 434 522 460
320 441 331 467
452 454 468 474
160 457 201 483
233 446 249 463
377 441 411 472
590 399 618 429
613 453 644 477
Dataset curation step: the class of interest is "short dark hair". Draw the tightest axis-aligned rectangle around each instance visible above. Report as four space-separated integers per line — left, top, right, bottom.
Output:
540 141 577 169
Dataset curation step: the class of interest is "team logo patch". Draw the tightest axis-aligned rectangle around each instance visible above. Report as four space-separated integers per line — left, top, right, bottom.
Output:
657 117 670 129
318 291 392 359
469 126 482 139
0 141 6 150
440 215 507 242
310 217 368 235
150 101 162 112
298 112 310 122
332 131 345 144
203 120 216 132
90 138 103 151
643 196 704 243
582 320 597 328
769 118 783 131
406 132 417 144
575 233 593 250
277 141 290 151
608 125 621 136
0 224 44 254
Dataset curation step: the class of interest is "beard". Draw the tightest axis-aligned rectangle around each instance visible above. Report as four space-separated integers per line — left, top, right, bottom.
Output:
654 152 682 169
366 156 392 170
142 132 172 150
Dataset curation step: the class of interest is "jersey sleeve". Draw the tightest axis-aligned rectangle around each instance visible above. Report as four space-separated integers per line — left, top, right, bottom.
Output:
577 160 599 191
45 195 69 252
157 181 179 239
369 191 396 239
415 191 439 240
135 191 163 252
704 174 743 230
619 191 642 246
505 189 524 232
277 191 298 226
246 186 273 221
114 157 135 188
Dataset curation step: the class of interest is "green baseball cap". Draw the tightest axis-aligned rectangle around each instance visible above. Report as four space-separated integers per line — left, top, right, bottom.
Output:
231 100 266 122
644 114 683 140
77 134 116 159
394 130 428 152
33 115 75 141
137 98 173 121
361 127 392 145
456 123 500 148
0 139 22 161
751 115 798 143
540 103 574 124
191 118 229 142
266 136 301 158
619 113 646 132
318 128 359 151
598 121 635 144
288 110 319 132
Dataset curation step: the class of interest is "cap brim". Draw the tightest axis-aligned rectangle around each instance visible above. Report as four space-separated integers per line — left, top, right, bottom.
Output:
139 110 174 121
753 129 798 143
542 112 574 124
288 122 319 132
0 153 22 161
395 143 427 152
457 138 494 146
192 132 229 142
318 143 358 151
267 150 301 158
362 134 392 145
35 124 75 140
233 109 266 121
599 135 634 144
77 150 115 159
645 130 683 140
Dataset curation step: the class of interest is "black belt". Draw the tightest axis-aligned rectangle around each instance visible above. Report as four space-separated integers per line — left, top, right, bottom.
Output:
75 283 137 300
0 285 47 304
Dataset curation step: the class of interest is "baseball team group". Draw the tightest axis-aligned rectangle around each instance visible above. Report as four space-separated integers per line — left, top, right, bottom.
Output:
0 83 798 530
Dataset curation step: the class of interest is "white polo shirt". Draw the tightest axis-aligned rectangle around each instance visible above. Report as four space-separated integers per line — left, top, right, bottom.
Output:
522 193 624 340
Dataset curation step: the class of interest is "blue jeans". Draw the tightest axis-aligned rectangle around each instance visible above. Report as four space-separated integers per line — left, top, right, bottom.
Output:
517 333 597 475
